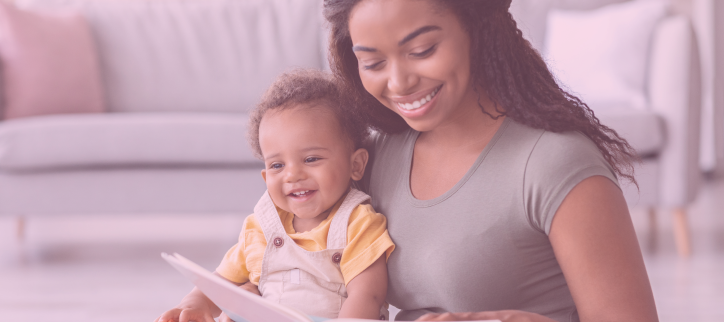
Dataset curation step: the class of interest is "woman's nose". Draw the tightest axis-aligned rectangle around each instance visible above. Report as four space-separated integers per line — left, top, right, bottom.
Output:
387 61 418 95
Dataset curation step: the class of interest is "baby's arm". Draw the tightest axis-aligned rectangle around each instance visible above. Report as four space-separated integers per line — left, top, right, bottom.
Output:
338 255 388 319
155 272 260 322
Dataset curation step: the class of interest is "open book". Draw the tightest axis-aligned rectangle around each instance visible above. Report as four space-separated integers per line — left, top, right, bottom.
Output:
162 252 500 322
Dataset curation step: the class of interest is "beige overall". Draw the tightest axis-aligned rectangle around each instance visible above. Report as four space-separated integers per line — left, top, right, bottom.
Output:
254 188 388 320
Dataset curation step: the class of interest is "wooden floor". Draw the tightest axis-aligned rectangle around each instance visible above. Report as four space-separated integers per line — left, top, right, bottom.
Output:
1 179 723 322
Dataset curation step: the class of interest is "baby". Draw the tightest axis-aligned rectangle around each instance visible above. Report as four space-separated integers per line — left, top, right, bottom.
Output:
156 69 394 322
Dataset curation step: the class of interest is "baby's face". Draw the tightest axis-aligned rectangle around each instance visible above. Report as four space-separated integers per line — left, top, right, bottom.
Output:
259 104 365 221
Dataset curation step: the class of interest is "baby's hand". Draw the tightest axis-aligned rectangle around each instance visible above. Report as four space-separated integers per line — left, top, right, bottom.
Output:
218 312 234 322
239 281 261 296
154 281 258 322
214 282 260 322
154 304 215 322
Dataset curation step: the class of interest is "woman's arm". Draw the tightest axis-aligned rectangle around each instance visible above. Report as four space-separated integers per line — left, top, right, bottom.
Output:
338 255 388 319
418 176 657 322
548 176 657 321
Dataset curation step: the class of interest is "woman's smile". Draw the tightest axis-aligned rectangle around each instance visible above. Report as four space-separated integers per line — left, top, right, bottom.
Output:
391 84 441 110
389 84 442 118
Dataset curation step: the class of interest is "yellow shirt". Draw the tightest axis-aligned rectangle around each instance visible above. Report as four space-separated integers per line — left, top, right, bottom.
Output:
216 197 395 286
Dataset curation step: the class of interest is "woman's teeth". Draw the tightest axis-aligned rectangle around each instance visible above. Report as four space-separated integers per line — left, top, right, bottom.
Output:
398 87 439 111
292 190 311 196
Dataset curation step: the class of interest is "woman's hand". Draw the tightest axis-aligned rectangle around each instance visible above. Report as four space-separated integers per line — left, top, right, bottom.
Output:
416 310 556 322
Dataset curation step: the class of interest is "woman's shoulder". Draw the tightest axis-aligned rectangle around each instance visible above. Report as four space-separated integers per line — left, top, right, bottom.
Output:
514 122 620 234
525 127 616 180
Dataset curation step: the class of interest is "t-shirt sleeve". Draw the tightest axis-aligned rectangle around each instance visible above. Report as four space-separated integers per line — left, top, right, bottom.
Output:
340 204 395 286
215 215 254 284
524 131 620 235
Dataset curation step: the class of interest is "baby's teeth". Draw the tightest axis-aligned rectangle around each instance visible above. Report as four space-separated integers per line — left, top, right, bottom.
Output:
412 101 421 108
426 94 431 101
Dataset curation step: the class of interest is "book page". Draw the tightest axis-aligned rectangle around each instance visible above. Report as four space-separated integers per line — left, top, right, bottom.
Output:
332 319 500 322
163 253 500 322
162 253 311 322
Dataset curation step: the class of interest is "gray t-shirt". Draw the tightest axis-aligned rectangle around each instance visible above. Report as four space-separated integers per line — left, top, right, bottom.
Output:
364 118 618 322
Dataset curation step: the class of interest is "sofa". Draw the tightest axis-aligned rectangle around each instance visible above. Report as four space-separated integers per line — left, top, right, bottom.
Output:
0 0 325 224
511 0 702 256
1 0 701 256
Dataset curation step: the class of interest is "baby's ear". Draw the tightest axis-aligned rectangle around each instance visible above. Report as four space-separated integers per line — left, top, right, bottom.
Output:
350 148 369 181
261 169 267 182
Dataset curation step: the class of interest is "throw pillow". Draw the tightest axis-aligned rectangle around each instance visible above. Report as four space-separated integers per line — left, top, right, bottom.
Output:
0 1 105 119
544 0 668 111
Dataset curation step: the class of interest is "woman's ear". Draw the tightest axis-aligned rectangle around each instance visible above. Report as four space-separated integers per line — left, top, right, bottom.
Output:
350 148 369 181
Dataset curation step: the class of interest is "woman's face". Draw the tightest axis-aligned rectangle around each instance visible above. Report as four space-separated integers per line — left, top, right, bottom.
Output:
348 0 478 132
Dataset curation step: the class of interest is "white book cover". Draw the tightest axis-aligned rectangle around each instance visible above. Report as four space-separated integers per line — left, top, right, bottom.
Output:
162 252 500 322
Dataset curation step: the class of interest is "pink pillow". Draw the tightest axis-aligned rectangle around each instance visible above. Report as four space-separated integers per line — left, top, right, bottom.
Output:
0 2 105 119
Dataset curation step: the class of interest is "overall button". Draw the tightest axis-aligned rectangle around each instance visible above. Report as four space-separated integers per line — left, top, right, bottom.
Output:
273 237 284 247
379 315 386 320
332 252 342 263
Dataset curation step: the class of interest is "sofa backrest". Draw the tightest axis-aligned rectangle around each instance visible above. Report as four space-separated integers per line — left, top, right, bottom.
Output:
18 0 327 114
510 0 630 51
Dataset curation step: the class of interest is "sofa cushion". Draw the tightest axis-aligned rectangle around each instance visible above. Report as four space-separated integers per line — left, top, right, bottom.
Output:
18 0 326 114
511 0 630 51
510 0 632 51
595 109 665 157
0 113 259 171
544 0 667 111
0 1 105 119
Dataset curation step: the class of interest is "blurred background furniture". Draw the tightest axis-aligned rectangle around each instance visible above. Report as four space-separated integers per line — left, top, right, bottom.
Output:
0 0 702 258
0 0 325 236
511 0 702 257
714 1 724 176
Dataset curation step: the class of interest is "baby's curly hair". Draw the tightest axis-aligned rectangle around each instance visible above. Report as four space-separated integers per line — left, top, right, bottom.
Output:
248 69 369 160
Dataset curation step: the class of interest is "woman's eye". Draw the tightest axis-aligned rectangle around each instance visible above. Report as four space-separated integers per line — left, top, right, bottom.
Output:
411 45 436 58
305 157 321 163
362 61 384 71
269 163 283 170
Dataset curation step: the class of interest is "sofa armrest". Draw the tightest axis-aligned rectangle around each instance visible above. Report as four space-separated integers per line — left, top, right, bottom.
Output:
647 15 702 207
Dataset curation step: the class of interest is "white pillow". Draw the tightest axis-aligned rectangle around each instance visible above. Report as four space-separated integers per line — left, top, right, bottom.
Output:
544 0 668 111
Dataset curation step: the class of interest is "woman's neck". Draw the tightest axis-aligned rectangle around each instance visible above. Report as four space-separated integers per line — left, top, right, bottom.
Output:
418 93 505 152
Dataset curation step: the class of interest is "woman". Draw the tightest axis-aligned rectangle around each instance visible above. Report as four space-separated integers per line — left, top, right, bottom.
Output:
324 0 658 321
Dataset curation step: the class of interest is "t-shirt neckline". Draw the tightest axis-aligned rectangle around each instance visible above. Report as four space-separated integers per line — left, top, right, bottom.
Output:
402 117 511 208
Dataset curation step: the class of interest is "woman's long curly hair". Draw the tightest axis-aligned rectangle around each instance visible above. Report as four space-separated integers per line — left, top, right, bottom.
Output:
324 0 638 184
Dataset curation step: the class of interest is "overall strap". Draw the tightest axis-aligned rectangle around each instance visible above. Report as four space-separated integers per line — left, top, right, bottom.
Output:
253 191 287 243
326 188 371 250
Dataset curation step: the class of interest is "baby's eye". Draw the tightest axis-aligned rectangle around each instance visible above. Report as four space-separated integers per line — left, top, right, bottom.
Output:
305 157 321 163
269 163 283 170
